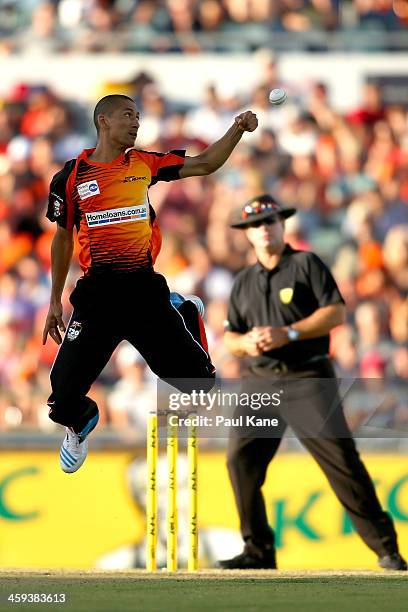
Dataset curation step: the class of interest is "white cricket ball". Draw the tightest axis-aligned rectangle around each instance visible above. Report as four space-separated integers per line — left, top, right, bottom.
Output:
269 88 287 106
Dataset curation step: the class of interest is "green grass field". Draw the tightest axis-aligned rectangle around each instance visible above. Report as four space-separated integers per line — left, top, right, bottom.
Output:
1 571 407 612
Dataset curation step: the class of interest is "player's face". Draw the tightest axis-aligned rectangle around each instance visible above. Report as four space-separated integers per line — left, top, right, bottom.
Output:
245 217 285 252
105 101 140 148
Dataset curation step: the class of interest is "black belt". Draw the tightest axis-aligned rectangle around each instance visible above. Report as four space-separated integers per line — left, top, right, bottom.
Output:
252 354 329 375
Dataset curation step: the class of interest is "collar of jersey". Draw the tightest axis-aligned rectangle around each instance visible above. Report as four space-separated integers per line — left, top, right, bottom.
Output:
255 243 294 275
80 147 128 167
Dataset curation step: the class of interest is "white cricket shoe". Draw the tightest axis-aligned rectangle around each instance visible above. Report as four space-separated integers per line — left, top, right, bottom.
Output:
60 427 89 473
170 292 205 317
184 295 205 318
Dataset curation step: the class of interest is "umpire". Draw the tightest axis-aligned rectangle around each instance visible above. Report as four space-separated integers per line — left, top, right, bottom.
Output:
218 194 406 571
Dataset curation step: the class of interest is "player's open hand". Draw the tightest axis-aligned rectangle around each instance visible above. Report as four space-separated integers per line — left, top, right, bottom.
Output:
235 111 258 133
43 302 66 345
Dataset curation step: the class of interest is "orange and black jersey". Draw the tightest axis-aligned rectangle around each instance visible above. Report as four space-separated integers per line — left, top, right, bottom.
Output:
46 147 186 275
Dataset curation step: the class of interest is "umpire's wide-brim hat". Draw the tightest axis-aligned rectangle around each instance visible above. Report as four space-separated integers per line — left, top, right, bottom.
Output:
230 194 296 229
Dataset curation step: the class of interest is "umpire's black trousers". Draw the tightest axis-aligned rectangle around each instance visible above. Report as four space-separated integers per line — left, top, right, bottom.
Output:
48 270 215 428
227 358 399 557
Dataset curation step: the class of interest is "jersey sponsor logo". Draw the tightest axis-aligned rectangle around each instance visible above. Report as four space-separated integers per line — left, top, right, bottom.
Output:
77 180 100 200
85 203 148 227
53 200 62 217
123 175 147 183
67 321 82 342
50 191 64 217
279 287 294 304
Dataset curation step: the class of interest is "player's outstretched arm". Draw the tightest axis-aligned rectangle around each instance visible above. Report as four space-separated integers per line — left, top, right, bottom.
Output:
179 111 258 178
42 225 74 345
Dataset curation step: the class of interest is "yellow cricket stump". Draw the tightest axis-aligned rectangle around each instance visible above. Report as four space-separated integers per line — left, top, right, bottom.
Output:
187 417 198 572
146 413 158 572
146 410 199 572
167 414 178 572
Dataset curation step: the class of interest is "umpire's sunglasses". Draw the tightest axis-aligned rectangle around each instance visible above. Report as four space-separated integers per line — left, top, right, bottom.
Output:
246 217 278 229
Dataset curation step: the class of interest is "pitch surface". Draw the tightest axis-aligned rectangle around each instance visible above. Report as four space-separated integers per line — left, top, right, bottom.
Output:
0 570 407 611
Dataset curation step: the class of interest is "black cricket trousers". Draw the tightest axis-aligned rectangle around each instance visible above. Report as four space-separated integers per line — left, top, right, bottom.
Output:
227 359 400 558
48 270 215 429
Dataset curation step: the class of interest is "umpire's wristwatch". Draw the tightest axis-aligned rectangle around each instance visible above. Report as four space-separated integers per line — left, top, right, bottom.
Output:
287 326 300 342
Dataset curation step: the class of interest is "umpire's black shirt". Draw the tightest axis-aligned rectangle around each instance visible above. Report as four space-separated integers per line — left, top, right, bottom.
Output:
225 244 344 369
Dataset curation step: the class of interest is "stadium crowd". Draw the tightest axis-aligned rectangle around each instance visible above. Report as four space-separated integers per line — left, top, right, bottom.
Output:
1 1 407 54
0 58 407 435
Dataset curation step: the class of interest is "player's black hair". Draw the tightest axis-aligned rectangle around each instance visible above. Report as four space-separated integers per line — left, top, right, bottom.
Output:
93 94 135 133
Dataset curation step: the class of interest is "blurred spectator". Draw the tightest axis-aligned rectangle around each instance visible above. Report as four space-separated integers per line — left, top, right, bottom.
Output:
331 324 359 377
347 83 385 127
360 351 387 378
198 0 226 32
389 346 408 379
354 301 395 363
2 0 407 53
353 0 404 31
184 83 236 143
277 0 339 33
12 2 68 54
383 224 408 291
389 298 408 346
107 344 155 432
75 1 122 53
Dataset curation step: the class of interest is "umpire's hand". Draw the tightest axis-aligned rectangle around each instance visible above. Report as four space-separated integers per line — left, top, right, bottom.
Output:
241 330 263 356
251 326 288 352
43 302 66 345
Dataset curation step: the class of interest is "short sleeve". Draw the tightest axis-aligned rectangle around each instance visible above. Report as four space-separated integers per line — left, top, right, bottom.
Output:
147 150 186 186
46 159 76 229
307 253 345 307
225 280 248 334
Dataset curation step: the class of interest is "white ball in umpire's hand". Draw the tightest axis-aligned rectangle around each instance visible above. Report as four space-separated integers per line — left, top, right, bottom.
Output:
269 88 287 106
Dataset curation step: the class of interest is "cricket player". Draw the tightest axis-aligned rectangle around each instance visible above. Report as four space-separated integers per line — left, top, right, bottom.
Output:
43 94 257 473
